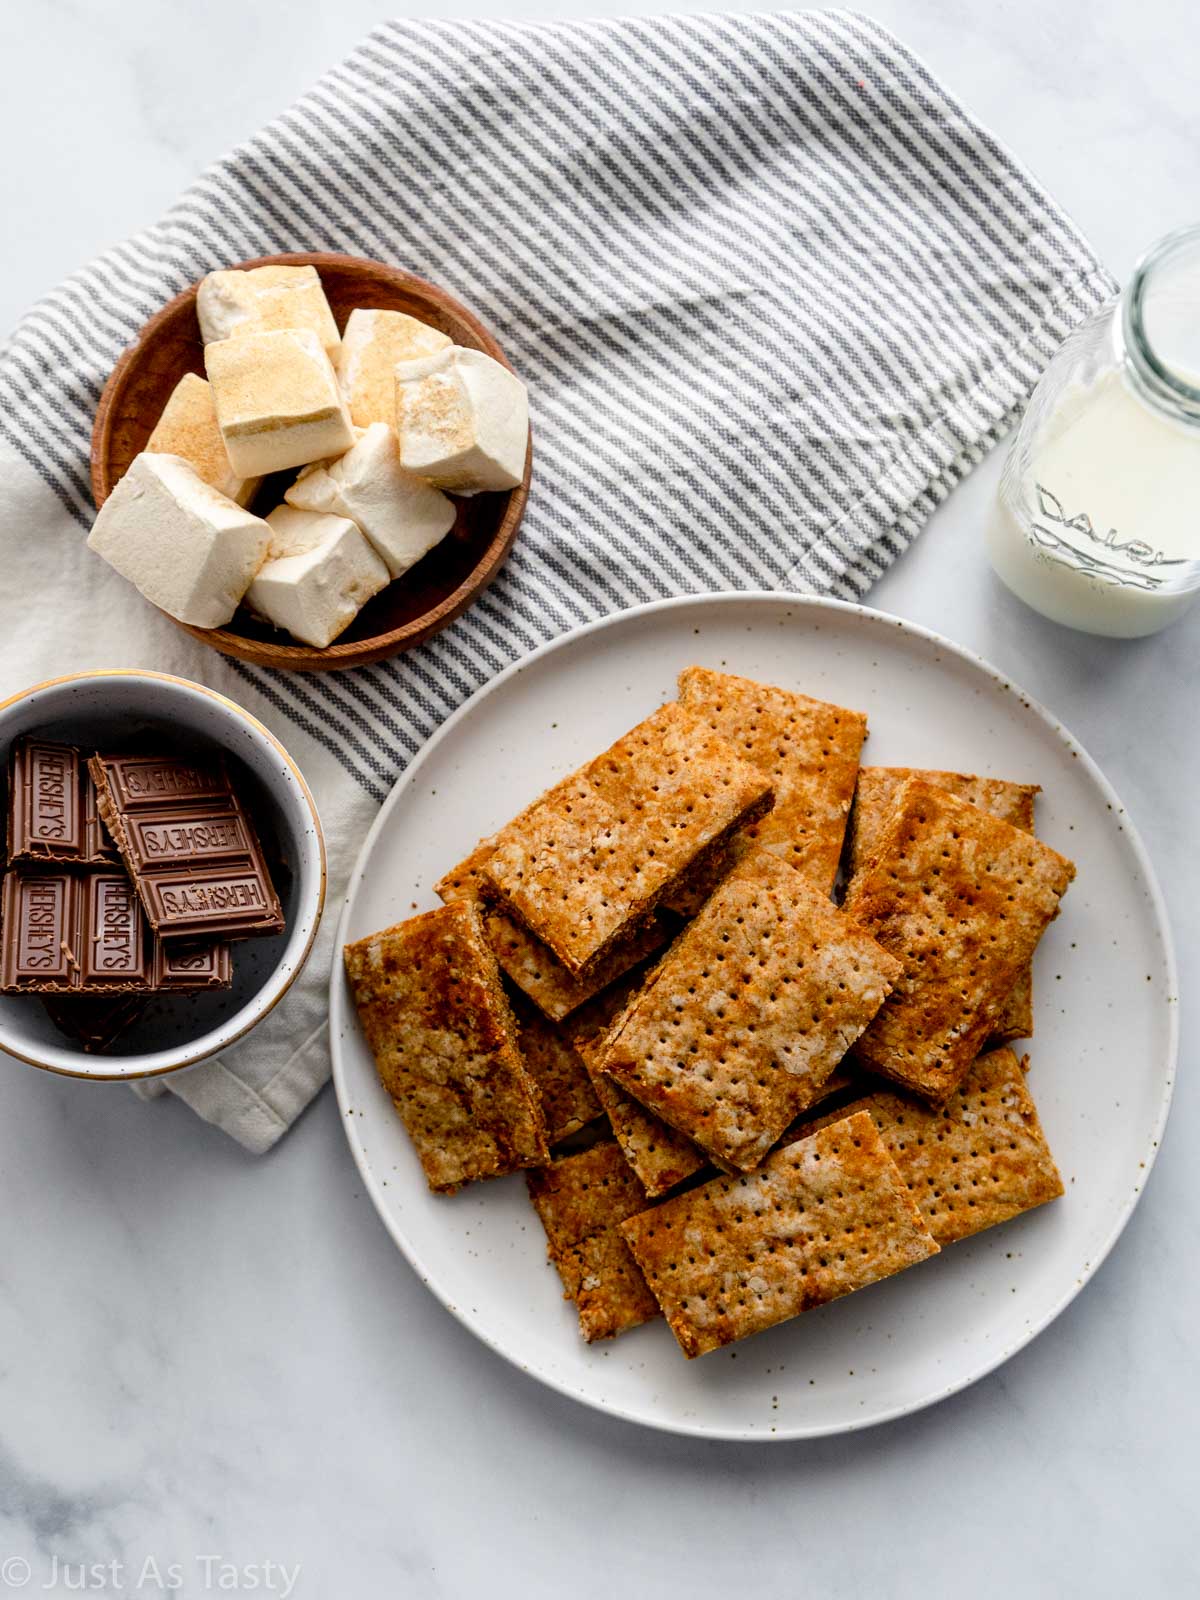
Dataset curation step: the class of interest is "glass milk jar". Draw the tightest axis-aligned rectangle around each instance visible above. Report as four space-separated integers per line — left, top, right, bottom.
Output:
987 224 1200 637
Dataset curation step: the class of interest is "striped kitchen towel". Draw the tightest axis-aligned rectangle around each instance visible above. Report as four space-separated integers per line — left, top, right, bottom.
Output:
0 10 1114 1151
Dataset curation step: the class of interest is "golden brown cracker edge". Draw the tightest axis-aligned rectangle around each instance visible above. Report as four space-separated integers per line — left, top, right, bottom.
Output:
344 901 549 1192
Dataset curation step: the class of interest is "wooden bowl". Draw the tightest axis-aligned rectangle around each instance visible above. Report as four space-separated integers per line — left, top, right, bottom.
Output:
91 252 530 672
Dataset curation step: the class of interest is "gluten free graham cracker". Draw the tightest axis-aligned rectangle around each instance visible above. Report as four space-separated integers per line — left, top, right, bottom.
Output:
508 987 602 1144
620 1111 938 1357
433 766 603 903
437 840 673 1021
568 969 708 1198
775 1062 861 1145
796 1047 1063 1245
842 780 1075 1103
527 1141 661 1341
848 769 1039 872
433 836 502 905
678 667 867 893
482 906 672 1020
343 901 549 1193
598 850 902 1172
849 767 1040 1041
482 702 774 980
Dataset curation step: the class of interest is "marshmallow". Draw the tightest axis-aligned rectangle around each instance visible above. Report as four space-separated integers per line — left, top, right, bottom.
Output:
205 329 355 478
395 347 528 494
248 507 389 649
197 265 340 358
261 504 340 560
336 309 452 428
145 373 260 506
286 422 455 579
87 454 271 629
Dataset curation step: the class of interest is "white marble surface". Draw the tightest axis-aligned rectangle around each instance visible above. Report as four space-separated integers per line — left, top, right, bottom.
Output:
0 2 1197 1596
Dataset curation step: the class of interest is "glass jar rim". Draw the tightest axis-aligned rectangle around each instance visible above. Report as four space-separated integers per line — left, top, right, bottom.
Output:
1122 223 1200 421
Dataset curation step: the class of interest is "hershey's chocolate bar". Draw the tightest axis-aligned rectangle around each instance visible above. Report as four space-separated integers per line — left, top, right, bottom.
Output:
151 938 234 990
89 754 284 942
42 994 146 1052
7 738 118 865
0 867 232 994
96 755 231 812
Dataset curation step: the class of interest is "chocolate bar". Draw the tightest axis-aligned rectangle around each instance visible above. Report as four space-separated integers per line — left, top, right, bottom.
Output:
0 866 232 994
151 938 233 990
7 738 118 865
42 994 146 1052
88 754 284 942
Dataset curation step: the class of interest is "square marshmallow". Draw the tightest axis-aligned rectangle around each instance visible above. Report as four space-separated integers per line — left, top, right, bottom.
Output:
205 329 354 478
336 309 452 429
395 347 529 494
145 373 259 506
286 422 456 579
248 506 390 649
87 454 271 628
197 265 340 358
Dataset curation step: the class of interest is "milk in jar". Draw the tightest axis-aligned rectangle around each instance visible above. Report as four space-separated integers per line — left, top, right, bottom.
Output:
988 225 1200 638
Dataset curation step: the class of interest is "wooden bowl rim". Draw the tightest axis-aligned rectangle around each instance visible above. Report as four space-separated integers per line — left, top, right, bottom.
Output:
89 251 529 673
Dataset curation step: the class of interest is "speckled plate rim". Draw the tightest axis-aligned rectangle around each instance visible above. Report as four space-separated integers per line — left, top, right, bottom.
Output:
329 592 1178 1440
0 669 327 1081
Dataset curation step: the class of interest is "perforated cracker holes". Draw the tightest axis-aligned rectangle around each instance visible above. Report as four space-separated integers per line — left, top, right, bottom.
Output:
598 850 902 1171
848 767 1041 1041
482 703 774 978
620 1112 938 1357
343 901 549 1192
799 1047 1064 1245
678 666 867 892
843 780 1074 1103
527 1142 662 1341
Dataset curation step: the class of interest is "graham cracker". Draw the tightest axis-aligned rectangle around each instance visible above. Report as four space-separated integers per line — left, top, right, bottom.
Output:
658 831 745 918
677 666 868 893
481 702 774 979
795 1047 1063 1245
842 780 1075 1103
527 1141 661 1341
433 836 501 904
567 968 708 1198
437 839 674 1020
775 1062 861 1145
484 906 673 1020
620 1110 939 1358
598 849 902 1172
990 968 1034 1047
848 769 1039 872
343 901 549 1193
508 988 602 1144
849 767 1040 1042
432 767 592 908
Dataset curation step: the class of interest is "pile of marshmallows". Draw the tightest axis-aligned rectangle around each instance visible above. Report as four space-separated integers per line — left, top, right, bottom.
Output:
88 265 530 648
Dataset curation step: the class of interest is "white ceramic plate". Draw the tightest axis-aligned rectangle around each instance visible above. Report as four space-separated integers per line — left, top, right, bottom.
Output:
330 594 1177 1440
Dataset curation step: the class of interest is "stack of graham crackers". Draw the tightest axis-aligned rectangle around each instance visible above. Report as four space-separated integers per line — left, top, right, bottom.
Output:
344 667 1075 1359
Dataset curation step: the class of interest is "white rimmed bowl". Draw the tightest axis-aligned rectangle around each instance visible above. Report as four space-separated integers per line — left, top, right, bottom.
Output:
0 670 326 1080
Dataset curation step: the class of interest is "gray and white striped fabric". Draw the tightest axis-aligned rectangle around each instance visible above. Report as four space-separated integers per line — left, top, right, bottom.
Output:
0 10 1114 1148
